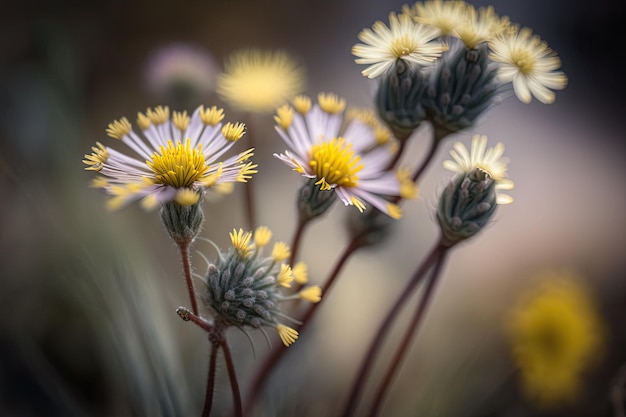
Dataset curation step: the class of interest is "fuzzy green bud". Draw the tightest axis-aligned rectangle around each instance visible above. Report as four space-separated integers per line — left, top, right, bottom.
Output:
376 59 428 141
160 199 204 245
437 168 497 247
424 44 498 140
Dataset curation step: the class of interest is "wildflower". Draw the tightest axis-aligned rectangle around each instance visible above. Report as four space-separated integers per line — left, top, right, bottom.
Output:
443 134 513 204
488 26 568 104
273 93 416 219
352 12 446 79
453 5 510 49
201 227 322 347
144 42 218 99
216 49 305 113
437 135 513 245
83 105 258 211
505 272 605 408
405 0 469 38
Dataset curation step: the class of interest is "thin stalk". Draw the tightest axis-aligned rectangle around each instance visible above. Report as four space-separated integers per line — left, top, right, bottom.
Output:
367 250 449 417
243 120 257 231
177 242 199 316
341 240 446 417
410 134 439 183
289 216 309 268
242 231 365 416
202 341 219 417
222 338 243 417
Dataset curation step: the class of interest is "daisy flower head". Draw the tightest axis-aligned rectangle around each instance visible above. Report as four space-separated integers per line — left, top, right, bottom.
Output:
352 12 446 79
202 226 322 347
453 5 510 49
273 93 417 219
405 0 469 38
488 25 568 104
443 134 513 204
216 49 305 113
83 105 258 211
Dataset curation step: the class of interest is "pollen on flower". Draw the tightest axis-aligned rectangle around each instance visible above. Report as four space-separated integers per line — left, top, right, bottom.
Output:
292 262 308 284
106 118 132 139
200 105 225 126
147 139 208 188
318 93 346 114
221 122 246 141
309 138 363 189
174 188 200 206
147 106 170 125
236 161 259 182
276 324 298 347
387 203 402 220
277 264 294 288
272 242 291 262
136 112 151 130
90 176 108 188
390 34 418 58
299 285 322 303
253 226 273 247
172 110 190 131
82 142 109 171
350 196 366 213
274 105 294 130
230 228 253 256
292 95 312 114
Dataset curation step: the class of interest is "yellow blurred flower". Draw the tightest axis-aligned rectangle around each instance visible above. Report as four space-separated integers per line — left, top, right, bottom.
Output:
505 271 605 408
217 49 305 113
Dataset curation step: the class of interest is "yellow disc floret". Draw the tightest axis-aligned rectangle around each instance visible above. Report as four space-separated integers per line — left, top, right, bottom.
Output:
147 138 208 188
221 122 246 141
230 228 253 257
106 118 132 139
309 138 363 190
318 93 346 114
200 106 225 126
276 324 299 346
274 105 294 130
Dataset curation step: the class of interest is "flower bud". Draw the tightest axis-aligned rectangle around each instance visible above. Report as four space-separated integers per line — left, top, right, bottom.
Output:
437 168 497 247
376 59 428 141
425 44 499 139
160 199 204 245
297 178 337 221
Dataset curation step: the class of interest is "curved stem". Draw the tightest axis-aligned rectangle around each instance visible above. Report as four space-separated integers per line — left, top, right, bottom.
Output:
367 250 449 417
384 137 408 171
289 216 309 268
341 240 446 417
202 341 219 417
242 232 364 416
411 133 440 183
177 242 199 316
222 338 243 417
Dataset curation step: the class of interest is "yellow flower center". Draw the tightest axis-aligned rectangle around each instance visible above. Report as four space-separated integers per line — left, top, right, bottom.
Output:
147 138 208 187
511 48 536 75
390 35 417 58
309 138 363 190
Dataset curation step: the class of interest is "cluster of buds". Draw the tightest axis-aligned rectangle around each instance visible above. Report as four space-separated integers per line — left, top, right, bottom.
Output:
200 227 321 346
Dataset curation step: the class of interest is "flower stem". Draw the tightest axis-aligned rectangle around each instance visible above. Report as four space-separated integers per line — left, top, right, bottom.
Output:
242 231 364 416
202 341 219 417
411 132 440 183
341 241 446 417
367 249 449 417
243 116 257 231
222 337 243 417
177 241 199 316
289 216 309 268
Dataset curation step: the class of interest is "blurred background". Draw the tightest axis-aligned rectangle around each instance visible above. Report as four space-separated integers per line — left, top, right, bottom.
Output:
1 0 625 416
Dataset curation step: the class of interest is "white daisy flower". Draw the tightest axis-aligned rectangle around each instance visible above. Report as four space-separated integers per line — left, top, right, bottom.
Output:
83 105 258 210
443 134 514 204
352 12 446 79
273 93 417 219
405 0 469 37
488 26 568 104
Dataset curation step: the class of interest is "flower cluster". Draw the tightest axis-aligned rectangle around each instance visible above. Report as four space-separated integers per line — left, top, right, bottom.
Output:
201 227 321 346
354 0 567 108
83 105 258 210
273 93 416 219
